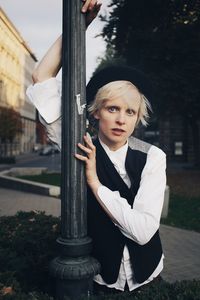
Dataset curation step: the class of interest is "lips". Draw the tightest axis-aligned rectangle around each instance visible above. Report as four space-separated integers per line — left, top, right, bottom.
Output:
111 128 126 136
112 128 126 132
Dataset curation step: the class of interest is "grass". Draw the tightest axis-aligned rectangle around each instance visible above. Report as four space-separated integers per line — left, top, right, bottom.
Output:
17 173 61 186
163 168 200 232
161 194 200 232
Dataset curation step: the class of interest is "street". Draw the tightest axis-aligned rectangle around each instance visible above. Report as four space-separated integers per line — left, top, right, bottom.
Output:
0 152 61 172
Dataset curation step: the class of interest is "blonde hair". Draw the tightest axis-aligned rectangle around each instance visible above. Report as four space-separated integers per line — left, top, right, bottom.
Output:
87 80 152 127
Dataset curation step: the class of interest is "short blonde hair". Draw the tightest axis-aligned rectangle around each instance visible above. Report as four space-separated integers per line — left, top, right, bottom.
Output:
87 80 152 127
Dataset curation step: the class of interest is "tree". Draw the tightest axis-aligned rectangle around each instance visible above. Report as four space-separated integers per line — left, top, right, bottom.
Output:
0 106 23 156
99 0 200 165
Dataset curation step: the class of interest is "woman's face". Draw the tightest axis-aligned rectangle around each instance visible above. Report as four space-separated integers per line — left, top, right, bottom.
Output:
94 86 141 151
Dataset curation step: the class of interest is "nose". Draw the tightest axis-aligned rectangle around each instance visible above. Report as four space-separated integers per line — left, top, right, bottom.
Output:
116 112 125 125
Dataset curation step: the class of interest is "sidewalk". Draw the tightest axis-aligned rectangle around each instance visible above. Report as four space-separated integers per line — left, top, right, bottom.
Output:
0 187 200 283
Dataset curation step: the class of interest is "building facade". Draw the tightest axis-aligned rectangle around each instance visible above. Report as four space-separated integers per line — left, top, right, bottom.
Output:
159 114 200 167
0 7 37 156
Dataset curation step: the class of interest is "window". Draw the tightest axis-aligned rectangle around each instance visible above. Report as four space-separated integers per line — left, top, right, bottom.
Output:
174 141 183 155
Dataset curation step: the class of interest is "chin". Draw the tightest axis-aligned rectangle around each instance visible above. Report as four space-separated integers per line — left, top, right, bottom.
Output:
110 136 127 145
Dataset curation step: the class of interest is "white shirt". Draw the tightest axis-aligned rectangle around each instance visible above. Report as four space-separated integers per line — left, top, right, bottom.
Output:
26 78 166 291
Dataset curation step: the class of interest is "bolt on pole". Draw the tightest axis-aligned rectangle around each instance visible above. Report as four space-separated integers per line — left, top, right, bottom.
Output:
50 1 100 299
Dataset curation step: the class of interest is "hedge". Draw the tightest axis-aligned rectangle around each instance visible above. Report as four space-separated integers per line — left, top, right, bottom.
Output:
0 212 199 299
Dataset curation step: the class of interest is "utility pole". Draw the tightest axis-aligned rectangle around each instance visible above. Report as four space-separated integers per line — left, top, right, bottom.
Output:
50 1 100 299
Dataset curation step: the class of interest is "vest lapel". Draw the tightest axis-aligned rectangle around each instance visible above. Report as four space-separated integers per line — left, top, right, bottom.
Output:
94 138 134 205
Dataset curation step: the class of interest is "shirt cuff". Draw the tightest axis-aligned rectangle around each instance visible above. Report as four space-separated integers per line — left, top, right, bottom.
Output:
26 77 61 124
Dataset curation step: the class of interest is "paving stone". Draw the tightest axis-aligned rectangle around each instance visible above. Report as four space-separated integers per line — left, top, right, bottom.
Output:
160 225 200 282
0 187 60 217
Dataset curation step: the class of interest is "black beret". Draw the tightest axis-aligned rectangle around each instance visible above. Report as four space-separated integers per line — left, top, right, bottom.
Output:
86 65 153 106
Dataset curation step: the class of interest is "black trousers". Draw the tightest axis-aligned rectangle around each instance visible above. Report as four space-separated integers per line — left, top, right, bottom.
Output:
93 275 163 296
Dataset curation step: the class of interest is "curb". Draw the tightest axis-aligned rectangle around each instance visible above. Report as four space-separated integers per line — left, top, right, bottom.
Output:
0 168 60 198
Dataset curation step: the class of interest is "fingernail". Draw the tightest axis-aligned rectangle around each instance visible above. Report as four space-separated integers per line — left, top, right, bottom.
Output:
86 132 92 140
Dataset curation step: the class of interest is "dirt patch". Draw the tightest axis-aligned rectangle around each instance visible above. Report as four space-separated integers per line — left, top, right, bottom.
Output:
167 169 200 198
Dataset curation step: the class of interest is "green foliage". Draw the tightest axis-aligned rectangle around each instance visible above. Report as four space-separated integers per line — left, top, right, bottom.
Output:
0 106 22 142
88 280 200 299
0 290 54 300
1 279 200 299
162 194 200 232
100 0 200 116
0 212 200 299
0 211 60 296
94 45 126 75
17 173 61 186
99 0 200 165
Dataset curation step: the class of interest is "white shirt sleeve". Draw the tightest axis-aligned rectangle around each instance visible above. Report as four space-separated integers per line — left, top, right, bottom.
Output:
26 78 62 149
97 146 166 245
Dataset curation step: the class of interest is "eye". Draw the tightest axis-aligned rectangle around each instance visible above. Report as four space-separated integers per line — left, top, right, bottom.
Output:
126 109 136 116
107 106 118 113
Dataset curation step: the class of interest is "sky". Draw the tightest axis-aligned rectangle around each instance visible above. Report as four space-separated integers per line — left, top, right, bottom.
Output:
0 0 111 81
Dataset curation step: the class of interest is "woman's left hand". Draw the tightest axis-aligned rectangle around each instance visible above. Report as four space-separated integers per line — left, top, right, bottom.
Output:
81 0 102 27
75 135 101 191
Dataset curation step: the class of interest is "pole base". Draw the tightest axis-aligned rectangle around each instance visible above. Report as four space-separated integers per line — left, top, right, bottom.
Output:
50 256 100 300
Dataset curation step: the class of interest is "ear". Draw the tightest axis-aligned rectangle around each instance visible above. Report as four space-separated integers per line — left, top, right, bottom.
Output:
93 110 100 120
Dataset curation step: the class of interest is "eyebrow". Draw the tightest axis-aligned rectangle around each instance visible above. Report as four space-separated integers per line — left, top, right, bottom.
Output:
104 104 119 108
105 105 137 113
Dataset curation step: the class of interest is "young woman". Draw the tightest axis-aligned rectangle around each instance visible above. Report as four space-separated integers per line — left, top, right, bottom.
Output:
27 0 166 294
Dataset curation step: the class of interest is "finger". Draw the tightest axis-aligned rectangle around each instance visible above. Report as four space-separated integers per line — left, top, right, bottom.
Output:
82 0 100 12
96 2 102 9
77 142 93 154
82 0 93 12
84 135 96 150
74 153 88 162
88 0 97 10
86 132 92 140
89 3 102 20
87 1 101 14
94 2 102 11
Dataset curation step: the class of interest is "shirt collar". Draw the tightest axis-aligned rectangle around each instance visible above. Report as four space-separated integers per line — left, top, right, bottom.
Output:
98 136 128 169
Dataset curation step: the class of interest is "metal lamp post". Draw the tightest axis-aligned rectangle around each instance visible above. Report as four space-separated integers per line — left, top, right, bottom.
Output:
50 1 100 299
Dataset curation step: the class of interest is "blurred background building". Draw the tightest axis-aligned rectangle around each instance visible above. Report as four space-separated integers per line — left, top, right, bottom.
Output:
0 7 38 156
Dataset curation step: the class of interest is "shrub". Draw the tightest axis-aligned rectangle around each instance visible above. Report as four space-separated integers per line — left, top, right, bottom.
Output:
0 212 200 299
0 211 60 297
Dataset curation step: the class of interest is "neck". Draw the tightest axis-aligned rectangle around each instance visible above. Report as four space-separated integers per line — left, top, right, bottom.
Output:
98 135 128 151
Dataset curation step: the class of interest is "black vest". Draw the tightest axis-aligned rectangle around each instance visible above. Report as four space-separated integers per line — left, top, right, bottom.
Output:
87 137 163 284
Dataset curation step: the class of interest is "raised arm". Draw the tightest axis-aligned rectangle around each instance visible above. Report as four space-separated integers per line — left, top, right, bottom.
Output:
32 35 62 83
32 0 102 83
